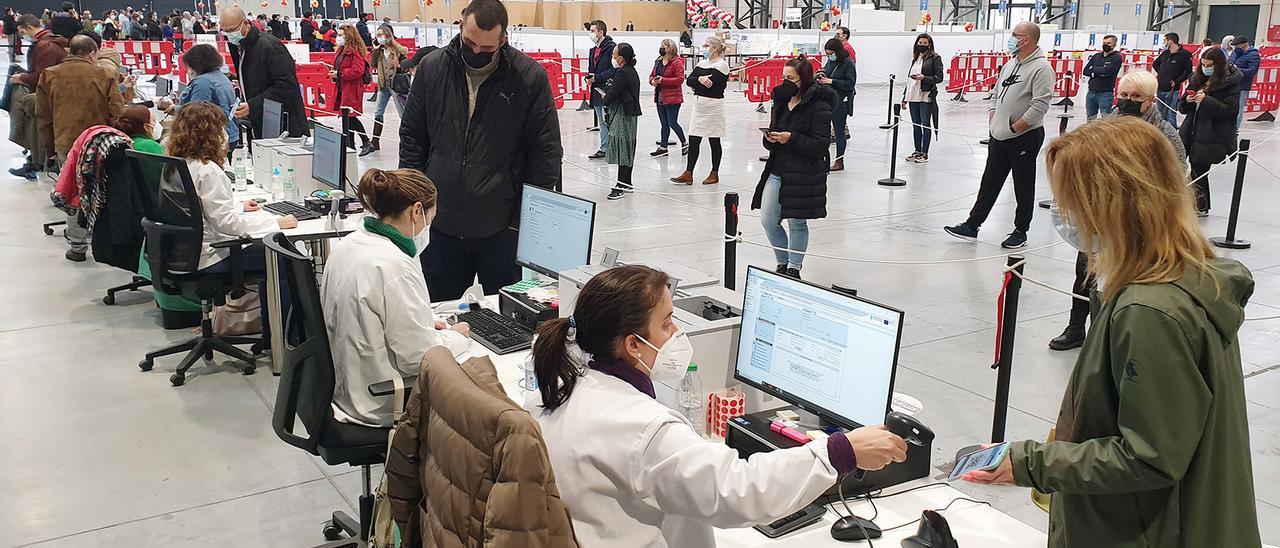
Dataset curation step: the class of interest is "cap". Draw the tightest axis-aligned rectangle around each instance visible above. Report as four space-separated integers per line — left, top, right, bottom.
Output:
1230 36 1249 46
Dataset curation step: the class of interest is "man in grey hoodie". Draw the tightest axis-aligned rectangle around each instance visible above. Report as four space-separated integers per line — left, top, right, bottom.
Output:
945 21 1054 249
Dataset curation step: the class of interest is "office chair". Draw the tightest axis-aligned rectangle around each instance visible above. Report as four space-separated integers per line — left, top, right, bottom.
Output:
265 231 386 547
128 150 262 386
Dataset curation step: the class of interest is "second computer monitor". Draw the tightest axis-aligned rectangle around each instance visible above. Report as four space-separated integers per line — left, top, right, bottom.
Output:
262 98 283 139
311 123 345 192
155 76 171 97
516 185 596 278
734 266 905 430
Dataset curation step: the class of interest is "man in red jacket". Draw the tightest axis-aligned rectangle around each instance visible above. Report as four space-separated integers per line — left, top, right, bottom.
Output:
8 14 68 180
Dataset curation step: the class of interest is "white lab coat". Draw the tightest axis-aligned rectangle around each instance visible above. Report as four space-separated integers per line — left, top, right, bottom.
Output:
187 159 279 271
524 369 840 548
320 224 468 427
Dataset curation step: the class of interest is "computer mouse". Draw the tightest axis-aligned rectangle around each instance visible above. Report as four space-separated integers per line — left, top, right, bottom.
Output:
831 516 882 541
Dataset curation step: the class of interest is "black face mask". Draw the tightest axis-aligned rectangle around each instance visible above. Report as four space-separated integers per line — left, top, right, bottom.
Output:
1102 44 1114 53
772 79 798 101
658 47 666 56
915 45 928 54
1116 98 1144 116
461 43 495 69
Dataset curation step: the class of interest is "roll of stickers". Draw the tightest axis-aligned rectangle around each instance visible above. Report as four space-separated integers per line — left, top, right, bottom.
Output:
708 388 745 438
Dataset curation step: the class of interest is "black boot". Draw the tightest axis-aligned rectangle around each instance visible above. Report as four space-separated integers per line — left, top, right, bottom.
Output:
1048 326 1086 351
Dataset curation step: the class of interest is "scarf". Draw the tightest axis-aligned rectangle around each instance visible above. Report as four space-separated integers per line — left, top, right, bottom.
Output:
72 131 131 232
363 216 415 257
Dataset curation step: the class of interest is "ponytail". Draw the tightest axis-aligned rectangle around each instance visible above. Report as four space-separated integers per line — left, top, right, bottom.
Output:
533 317 579 411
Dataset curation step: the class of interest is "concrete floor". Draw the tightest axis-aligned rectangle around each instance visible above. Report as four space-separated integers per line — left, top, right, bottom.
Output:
2 77 1278 547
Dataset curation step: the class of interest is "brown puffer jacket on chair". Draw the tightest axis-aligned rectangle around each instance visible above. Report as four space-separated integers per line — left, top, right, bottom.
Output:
385 346 579 548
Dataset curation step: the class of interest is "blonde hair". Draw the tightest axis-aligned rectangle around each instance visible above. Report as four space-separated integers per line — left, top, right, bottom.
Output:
1045 116 1215 303
661 38 678 61
705 36 726 56
1118 70 1158 98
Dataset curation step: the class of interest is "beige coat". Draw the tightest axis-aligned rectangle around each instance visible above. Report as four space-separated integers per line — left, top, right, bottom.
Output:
36 56 123 155
386 347 579 548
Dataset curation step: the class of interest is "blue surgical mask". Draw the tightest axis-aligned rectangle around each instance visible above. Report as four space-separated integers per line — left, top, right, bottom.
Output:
1202 65 1215 76
224 27 244 45
701 46 710 57
1007 36 1020 53
1051 205 1096 253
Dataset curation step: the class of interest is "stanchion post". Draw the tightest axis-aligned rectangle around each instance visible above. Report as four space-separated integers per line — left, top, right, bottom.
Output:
1211 139 1252 249
878 104 906 187
879 74 896 129
992 255 1024 444
340 106 352 149
724 192 739 290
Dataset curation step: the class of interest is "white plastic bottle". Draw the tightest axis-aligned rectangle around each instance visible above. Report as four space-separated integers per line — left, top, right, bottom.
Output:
679 363 705 437
283 168 299 202
232 147 247 192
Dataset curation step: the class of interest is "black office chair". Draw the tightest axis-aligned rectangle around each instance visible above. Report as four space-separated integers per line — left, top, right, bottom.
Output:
128 150 262 386
265 231 387 547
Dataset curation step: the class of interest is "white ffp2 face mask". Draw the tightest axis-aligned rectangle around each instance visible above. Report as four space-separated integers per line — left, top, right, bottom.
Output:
409 206 431 257
635 329 693 385
1050 205 1096 253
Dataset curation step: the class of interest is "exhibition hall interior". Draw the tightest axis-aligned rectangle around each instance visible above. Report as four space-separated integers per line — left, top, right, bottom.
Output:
2 0 1279 546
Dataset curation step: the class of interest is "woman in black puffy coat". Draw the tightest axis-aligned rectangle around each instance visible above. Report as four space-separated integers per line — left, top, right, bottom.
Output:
1179 46 1242 216
751 57 832 280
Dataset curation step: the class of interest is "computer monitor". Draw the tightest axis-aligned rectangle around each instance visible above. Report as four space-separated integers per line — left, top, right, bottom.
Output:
516 185 596 278
310 123 345 191
734 266 904 430
155 76 171 97
262 98 283 139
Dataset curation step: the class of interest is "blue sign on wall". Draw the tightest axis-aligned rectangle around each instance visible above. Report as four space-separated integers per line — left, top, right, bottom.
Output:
1166 4 1175 17
1121 33 1129 46
1070 1 1078 15
1089 33 1096 46
1135 3 1142 16
920 0 928 12
1034 0 1044 16
1103 2 1110 15
1054 33 1062 46
999 0 1007 13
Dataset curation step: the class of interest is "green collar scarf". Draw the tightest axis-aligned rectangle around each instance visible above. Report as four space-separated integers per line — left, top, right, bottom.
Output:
363 216 416 257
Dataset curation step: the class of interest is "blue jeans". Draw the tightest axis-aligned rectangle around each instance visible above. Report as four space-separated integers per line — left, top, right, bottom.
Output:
656 103 686 146
908 101 932 154
1085 91 1114 120
594 104 609 152
373 88 405 121
1237 89 1250 128
759 174 809 269
831 102 849 159
1157 90 1179 128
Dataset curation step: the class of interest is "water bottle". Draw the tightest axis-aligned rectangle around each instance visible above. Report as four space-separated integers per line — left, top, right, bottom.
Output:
268 164 280 197
679 363 705 437
232 148 247 192
283 168 299 202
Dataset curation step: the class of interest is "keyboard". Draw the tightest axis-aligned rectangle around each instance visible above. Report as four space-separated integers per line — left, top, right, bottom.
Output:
264 200 322 221
456 308 534 355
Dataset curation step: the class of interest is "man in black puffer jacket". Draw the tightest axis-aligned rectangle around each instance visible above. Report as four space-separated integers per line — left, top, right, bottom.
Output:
399 0 562 300
222 6 308 139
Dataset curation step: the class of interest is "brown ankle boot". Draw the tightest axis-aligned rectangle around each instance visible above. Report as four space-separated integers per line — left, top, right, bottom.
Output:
702 171 719 185
670 170 694 185
831 159 844 172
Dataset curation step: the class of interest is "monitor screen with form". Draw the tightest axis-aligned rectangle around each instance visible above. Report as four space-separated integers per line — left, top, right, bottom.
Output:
311 123 344 191
262 98 283 139
734 266 904 429
516 185 596 278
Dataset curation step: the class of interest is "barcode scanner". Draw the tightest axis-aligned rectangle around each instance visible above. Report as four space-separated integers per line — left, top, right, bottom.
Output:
886 411 934 447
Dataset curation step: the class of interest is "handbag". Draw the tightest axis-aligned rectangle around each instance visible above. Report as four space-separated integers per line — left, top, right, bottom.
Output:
391 70 410 95
211 289 262 336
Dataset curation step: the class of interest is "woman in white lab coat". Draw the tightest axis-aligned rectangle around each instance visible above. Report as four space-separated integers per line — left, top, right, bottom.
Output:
524 265 909 548
320 168 471 428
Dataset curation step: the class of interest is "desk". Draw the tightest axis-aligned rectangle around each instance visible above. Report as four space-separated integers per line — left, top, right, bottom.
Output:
449 305 1046 548
714 480 1047 547
235 187 354 373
